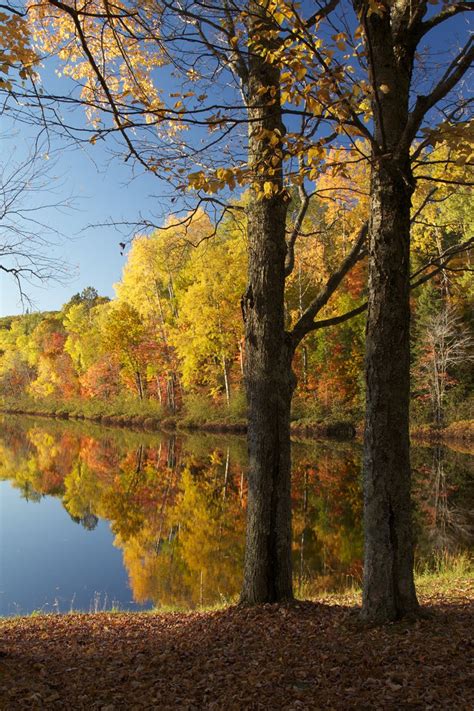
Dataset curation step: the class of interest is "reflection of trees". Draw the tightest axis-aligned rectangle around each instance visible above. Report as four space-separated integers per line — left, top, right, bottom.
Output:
2 417 472 607
413 445 474 560
292 443 364 593
120 449 247 608
67 510 99 531
19 481 43 503
0 423 371 603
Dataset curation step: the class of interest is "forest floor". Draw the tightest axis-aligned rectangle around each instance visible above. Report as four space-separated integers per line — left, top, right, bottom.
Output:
1 577 473 710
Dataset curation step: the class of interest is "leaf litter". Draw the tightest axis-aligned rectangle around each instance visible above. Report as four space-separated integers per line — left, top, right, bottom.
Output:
0 582 473 710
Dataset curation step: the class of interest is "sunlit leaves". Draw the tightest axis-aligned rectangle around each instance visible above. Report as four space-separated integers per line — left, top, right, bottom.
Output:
0 9 37 90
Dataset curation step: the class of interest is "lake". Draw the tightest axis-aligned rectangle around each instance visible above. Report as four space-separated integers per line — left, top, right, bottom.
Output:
0 415 472 616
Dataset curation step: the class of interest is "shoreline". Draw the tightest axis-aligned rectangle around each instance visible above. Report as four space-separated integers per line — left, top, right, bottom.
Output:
1 406 473 444
1 406 357 440
410 421 474 445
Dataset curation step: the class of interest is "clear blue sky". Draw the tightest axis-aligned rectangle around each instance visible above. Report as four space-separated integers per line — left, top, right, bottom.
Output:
0 123 164 316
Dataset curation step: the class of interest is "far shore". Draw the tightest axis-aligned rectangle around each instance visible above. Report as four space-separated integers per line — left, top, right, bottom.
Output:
2 405 473 445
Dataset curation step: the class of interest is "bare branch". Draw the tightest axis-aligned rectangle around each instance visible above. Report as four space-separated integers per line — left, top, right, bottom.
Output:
0 3 25 17
410 237 474 286
417 2 474 39
290 221 368 346
400 38 474 152
284 182 310 278
292 237 473 338
311 301 367 330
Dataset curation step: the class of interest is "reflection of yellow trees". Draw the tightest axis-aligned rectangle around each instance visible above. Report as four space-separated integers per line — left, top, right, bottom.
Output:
4 418 469 605
63 460 107 522
120 453 246 608
120 529 186 608
0 420 367 604
0 425 79 499
175 465 245 604
27 429 80 495
291 444 364 590
0 430 45 501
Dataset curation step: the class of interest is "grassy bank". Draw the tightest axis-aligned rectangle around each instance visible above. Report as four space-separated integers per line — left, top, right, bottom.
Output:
1 394 355 438
0 394 245 433
411 419 474 443
1 572 473 709
2 395 473 442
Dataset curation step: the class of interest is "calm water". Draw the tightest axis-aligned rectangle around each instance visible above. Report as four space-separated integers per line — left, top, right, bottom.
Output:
0 415 472 616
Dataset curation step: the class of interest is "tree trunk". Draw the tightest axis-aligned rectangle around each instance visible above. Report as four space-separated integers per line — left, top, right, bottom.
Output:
155 283 179 413
241 336 295 603
222 355 231 407
136 370 144 401
238 339 244 376
166 374 176 412
240 6 294 603
362 156 419 622
356 4 422 623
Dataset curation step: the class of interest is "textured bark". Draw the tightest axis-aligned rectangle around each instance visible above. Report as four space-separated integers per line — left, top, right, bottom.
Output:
359 6 420 622
241 288 295 603
240 5 294 603
362 157 419 622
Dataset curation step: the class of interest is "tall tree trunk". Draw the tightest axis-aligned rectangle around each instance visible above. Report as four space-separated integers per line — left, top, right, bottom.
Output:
356 3 422 623
240 5 294 603
362 157 419 622
238 339 244 377
166 375 176 412
155 282 179 412
241 334 295 603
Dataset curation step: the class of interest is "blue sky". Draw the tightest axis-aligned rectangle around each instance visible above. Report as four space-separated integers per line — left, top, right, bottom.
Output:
0 122 164 316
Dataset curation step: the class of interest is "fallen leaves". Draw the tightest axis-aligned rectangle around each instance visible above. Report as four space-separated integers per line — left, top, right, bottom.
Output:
0 581 473 710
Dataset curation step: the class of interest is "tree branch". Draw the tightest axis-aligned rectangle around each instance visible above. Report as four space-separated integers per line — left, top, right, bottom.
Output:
46 0 152 174
311 302 367 330
294 238 473 336
417 2 474 39
290 221 368 346
400 38 474 152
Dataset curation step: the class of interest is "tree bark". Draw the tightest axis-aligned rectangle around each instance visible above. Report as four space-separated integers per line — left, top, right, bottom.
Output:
240 5 294 603
362 157 419 622
357 4 421 622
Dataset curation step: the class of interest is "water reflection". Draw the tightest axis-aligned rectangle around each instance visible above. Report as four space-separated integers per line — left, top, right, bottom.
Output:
0 416 472 613
412 443 474 560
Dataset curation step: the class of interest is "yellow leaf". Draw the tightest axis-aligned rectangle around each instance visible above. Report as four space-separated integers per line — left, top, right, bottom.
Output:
263 181 274 197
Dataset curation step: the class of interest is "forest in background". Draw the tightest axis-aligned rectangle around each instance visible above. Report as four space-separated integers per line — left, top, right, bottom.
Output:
1 145 472 430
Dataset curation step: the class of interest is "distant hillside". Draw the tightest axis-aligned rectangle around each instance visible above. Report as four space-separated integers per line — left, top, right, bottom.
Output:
0 311 59 331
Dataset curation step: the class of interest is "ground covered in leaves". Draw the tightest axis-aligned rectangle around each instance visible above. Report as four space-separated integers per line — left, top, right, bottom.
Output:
1 580 473 710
